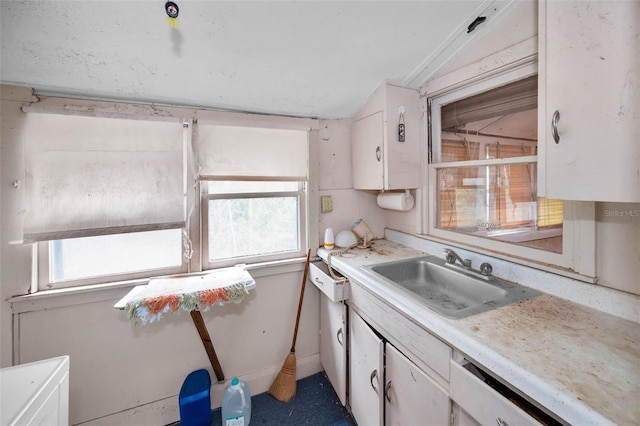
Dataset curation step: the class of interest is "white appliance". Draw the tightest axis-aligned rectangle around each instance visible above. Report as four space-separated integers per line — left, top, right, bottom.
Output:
1 356 70 426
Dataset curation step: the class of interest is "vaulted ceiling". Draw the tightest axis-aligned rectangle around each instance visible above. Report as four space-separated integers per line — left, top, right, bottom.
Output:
0 1 533 119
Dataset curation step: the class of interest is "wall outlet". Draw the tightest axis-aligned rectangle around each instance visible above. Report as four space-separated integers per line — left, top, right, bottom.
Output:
321 195 333 213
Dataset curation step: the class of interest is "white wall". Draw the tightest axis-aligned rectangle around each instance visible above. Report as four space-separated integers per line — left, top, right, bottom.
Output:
317 119 387 242
12 268 320 425
595 203 640 295
432 0 539 80
1 88 322 425
1 86 34 368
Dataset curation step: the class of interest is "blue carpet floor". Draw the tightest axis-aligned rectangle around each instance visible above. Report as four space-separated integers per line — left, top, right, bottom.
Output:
174 372 355 425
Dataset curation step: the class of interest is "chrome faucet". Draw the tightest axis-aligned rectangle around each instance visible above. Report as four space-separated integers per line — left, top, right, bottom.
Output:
444 248 494 279
444 249 471 268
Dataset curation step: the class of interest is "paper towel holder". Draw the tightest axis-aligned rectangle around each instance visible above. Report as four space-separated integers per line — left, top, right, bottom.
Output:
376 189 415 212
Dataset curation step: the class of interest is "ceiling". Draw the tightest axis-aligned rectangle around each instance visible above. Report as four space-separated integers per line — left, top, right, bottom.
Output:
1 1 519 119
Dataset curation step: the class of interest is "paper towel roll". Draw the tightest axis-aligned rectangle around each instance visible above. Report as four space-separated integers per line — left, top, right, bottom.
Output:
377 191 415 211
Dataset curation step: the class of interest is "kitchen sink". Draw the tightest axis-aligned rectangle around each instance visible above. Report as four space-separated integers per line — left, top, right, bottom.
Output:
362 255 540 319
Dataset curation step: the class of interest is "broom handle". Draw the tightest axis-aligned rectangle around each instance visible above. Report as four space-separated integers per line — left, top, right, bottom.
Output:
290 249 311 352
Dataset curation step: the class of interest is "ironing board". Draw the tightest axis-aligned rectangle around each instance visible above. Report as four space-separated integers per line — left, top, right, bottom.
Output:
114 267 256 382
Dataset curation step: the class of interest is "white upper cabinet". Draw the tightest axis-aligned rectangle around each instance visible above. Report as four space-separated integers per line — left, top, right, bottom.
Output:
352 82 421 190
538 0 640 202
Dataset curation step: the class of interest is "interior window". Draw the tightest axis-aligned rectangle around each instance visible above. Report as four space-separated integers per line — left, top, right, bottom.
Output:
431 75 563 253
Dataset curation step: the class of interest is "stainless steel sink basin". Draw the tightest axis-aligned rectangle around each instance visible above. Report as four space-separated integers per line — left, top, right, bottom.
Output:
362 255 540 319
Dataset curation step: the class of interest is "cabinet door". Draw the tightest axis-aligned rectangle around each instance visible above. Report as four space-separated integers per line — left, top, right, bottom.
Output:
385 344 450 426
352 111 384 190
349 311 384 426
383 85 422 191
320 297 346 405
539 0 640 202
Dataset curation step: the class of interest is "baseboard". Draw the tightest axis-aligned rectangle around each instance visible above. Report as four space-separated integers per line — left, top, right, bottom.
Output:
75 353 322 426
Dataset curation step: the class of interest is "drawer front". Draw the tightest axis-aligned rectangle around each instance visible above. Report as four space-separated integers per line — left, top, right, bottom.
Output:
450 361 541 426
349 280 451 383
309 261 348 302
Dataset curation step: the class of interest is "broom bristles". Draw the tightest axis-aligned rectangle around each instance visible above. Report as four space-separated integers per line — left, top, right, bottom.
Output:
268 352 297 402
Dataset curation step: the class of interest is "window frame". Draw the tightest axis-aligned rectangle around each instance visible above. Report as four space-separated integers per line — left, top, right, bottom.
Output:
201 179 308 270
424 62 591 273
36 230 188 291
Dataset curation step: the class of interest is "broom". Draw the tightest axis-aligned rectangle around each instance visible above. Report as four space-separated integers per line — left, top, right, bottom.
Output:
268 248 312 402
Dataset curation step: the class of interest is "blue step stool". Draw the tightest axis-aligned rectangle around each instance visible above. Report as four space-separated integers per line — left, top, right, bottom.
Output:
179 369 212 426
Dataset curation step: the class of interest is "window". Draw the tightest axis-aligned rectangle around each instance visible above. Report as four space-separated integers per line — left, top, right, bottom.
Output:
202 181 306 268
39 229 185 289
196 123 310 269
21 99 316 293
428 68 572 266
21 108 189 291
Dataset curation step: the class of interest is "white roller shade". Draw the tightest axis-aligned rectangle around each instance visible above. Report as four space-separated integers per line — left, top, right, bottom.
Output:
23 112 185 241
197 124 308 180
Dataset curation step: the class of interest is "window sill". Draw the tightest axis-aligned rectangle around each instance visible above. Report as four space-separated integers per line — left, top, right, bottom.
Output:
10 255 311 314
410 232 596 283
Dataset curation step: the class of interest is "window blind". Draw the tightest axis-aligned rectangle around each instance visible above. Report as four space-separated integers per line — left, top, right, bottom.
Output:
196 124 308 180
440 75 537 130
23 112 185 241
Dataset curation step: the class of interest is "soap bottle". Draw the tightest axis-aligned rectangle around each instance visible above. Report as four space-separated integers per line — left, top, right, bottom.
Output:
221 377 251 426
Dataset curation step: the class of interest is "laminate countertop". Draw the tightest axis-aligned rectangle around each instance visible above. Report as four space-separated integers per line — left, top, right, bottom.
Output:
318 239 640 426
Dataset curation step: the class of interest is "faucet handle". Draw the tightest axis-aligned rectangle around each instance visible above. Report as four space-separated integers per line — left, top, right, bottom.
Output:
480 262 493 276
445 251 456 264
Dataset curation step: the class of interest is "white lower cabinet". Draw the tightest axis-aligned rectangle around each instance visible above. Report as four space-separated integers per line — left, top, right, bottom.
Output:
336 277 561 426
349 310 385 426
449 358 565 426
349 311 450 426
320 295 347 405
385 343 450 426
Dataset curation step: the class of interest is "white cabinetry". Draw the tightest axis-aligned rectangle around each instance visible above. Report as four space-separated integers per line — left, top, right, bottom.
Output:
320 296 347 405
1 356 70 426
352 82 422 190
538 0 640 202
348 281 451 426
450 360 541 426
349 310 384 426
385 343 450 426
310 261 347 405
349 312 450 426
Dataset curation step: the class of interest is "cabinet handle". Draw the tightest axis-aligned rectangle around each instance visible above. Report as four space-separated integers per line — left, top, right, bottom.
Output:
314 277 323 286
375 146 381 162
336 328 343 346
496 417 509 426
370 369 379 394
385 380 392 402
551 110 560 144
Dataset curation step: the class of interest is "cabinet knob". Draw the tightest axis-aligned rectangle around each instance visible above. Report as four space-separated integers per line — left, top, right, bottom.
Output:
551 110 561 144
370 369 379 394
375 146 381 162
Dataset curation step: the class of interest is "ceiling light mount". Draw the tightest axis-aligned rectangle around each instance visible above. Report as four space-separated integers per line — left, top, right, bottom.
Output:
165 1 179 28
